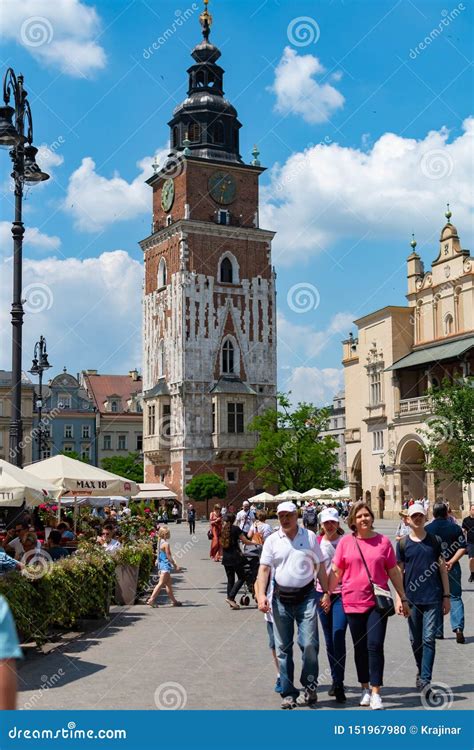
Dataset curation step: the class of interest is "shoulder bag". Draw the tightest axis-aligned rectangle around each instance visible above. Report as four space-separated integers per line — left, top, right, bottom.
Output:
354 536 395 617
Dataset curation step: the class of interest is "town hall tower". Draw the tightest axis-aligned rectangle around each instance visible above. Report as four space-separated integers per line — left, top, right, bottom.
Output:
140 2 277 509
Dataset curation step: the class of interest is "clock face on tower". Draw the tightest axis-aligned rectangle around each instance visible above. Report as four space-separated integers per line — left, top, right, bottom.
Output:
161 178 175 212
208 171 237 205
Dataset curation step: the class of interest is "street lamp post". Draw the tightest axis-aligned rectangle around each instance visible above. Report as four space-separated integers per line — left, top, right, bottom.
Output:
0 68 49 467
29 336 51 461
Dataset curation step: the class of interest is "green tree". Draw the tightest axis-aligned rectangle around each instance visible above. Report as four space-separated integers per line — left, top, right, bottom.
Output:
101 452 144 483
418 377 474 487
244 393 343 492
185 473 227 517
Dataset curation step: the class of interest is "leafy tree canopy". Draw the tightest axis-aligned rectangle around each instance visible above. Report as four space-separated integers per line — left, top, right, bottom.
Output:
185 473 227 501
244 393 343 493
101 452 144 483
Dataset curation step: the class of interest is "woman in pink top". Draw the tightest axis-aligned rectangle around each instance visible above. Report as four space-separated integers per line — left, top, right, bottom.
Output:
330 502 408 710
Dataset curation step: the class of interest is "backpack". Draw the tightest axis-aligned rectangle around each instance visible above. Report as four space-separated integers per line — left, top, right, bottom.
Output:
303 507 317 527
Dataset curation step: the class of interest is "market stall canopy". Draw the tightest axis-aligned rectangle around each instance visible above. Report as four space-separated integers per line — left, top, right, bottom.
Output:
334 487 351 498
273 489 303 501
26 455 139 497
60 496 129 508
0 459 60 507
132 483 178 501
247 491 275 504
301 488 324 499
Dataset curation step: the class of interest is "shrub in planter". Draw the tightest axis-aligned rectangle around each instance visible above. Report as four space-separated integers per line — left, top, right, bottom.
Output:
112 542 154 603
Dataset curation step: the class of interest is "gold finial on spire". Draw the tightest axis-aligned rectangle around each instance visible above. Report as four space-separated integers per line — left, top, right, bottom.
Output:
200 0 212 42
410 232 417 250
445 202 452 224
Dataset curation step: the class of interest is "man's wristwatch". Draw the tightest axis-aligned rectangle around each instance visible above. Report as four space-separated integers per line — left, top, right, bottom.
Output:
443 594 450 598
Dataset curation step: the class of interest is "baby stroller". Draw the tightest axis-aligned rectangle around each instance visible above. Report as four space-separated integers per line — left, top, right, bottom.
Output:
238 546 261 606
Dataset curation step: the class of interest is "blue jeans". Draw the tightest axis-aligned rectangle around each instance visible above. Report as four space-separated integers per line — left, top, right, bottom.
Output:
408 603 438 684
434 564 464 636
315 592 347 687
272 590 319 699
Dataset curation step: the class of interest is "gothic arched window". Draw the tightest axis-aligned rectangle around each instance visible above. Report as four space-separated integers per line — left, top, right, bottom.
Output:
220 257 233 283
188 123 201 143
222 339 235 374
195 70 206 87
158 257 167 289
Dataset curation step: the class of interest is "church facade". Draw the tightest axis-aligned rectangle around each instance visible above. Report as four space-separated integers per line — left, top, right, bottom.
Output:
140 4 276 510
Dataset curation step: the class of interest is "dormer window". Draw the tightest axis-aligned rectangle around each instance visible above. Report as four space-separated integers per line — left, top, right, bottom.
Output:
211 122 224 144
166 215 173 226
217 210 229 226
111 401 118 413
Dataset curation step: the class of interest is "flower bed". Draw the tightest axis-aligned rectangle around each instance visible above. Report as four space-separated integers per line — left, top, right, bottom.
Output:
0 542 154 647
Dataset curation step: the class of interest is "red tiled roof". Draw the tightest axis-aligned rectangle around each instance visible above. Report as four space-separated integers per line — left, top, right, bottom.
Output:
83 374 142 415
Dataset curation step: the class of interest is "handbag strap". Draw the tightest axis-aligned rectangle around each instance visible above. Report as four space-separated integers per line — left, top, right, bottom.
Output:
354 536 375 588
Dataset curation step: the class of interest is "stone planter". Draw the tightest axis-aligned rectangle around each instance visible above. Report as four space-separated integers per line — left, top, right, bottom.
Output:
115 564 139 606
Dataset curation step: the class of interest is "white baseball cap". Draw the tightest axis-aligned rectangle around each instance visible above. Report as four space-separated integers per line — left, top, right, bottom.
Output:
408 502 426 517
320 507 340 524
277 501 297 514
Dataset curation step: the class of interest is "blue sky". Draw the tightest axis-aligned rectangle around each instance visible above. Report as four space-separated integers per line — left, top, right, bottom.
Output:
0 0 472 404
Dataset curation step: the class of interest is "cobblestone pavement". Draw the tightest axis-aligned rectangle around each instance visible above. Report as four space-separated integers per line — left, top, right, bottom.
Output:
17 519 474 710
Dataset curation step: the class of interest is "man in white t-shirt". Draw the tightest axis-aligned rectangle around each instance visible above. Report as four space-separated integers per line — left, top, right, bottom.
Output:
235 501 255 534
257 501 330 709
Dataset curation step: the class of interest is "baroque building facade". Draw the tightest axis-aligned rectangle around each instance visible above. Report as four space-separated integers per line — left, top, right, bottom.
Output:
343 209 473 518
141 5 277 509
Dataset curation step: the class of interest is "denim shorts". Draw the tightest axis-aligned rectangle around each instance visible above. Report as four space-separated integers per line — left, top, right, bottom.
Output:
266 620 275 651
467 543 474 559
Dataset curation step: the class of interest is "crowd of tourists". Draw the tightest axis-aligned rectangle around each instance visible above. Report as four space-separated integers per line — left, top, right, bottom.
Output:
207 497 473 709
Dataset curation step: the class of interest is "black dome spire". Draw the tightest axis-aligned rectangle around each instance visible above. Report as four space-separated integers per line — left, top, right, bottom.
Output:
167 0 242 164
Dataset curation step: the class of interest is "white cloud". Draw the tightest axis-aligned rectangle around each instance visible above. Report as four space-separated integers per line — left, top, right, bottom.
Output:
262 117 474 265
0 221 61 253
269 47 344 124
0 250 142 374
63 149 169 232
1 0 106 77
36 144 65 175
278 311 354 366
285 366 344 407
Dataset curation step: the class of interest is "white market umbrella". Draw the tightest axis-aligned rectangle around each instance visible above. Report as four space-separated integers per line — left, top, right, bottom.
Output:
335 487 351 499
26 454 139 497
0 459 59 507
273 489 303 502
247 491 275 507
301 488 324 499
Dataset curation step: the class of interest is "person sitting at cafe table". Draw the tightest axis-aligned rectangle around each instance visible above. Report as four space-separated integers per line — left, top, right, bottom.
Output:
57 521 75 543
0 543 23 575
46 530 69 561
22 533 42 563
98 524 121 553
4 520 30 560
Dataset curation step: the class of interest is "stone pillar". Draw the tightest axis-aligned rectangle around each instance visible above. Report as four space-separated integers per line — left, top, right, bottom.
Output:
349 481 358 503
426 470 436 504
393 469 403 510
392 374 401 415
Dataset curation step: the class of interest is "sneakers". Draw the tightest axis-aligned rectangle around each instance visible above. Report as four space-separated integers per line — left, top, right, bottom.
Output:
334 685 347 703
226 598 240 610
455 628 465 644
274 677 282 694
370 693 384 710
359 689 371 706
469 573 474 583
416 673 423 689
295 688 318 706
281 695 297 710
